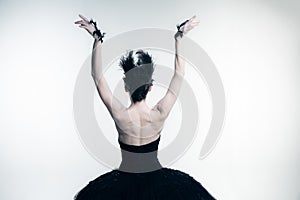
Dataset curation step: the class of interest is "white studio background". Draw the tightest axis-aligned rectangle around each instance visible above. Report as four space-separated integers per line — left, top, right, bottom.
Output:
0 0 300 199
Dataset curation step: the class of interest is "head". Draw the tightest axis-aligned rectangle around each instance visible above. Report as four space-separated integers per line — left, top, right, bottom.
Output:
119 49 154 103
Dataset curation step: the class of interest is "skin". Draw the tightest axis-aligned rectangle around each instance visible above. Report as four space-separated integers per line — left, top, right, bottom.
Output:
75 14 200 145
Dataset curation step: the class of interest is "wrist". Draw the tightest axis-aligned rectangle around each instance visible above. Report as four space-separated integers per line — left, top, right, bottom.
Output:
94 38 102 44
93 36 103 43
175 18 189 40
93 29 105 42
174 31 184 40
89 19 105 43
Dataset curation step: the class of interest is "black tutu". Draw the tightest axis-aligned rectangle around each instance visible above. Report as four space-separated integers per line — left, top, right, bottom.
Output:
74 136 216 200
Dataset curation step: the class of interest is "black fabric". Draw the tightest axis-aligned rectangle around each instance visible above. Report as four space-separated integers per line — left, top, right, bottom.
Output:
118 136 160 153
74 136 216 200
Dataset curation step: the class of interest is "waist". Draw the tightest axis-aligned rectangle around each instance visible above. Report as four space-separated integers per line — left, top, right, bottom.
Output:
118 149 162 173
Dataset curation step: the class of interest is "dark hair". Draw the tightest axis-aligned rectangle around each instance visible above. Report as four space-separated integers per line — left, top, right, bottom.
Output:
119 49 154 103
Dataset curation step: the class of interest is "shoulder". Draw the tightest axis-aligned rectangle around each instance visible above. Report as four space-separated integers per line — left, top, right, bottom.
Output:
151 104 169 121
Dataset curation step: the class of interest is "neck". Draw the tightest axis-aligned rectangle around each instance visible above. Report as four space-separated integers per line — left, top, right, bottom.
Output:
129 99 148 109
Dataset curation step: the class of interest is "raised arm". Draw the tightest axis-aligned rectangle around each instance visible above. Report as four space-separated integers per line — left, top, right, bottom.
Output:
91 38 125 118
153 15 200 119
75 14 125 119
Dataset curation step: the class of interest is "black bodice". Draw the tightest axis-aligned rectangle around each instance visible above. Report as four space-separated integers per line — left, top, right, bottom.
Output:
118 136 161 153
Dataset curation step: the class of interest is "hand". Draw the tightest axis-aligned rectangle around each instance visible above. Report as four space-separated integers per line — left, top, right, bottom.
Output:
175 15 200 39
74 14 97 36
181 15 200 34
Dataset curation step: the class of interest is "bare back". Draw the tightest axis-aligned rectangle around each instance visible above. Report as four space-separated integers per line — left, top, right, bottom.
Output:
114 102 165 145
113 32 190 146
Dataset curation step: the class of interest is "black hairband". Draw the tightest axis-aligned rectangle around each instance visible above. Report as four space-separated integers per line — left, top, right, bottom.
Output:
176 19 189 34
89 19 106 43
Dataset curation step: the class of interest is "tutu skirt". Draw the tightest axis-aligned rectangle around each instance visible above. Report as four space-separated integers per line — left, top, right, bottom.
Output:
74 167 216 200
74 136 216 199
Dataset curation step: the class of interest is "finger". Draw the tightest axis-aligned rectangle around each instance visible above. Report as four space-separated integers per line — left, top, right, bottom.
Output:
75 22 87 27
190 24 200 29
189 15 196 21
191 21 200 25
79 14 89 22
74 20 84 24
78 24 88 29
192 20 200 23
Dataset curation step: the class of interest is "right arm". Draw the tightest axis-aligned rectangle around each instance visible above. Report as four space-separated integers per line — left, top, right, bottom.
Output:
153 15 200 119
153 33 185 119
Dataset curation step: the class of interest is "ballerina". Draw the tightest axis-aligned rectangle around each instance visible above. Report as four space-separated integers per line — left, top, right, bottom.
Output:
74 14 216 200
